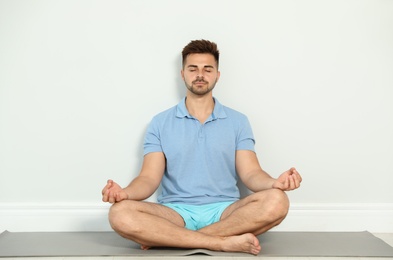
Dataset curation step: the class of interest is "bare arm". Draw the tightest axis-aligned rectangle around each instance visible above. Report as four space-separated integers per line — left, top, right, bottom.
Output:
124 151 166 200
236 150 302 192
236 150 275 192
102 152 166 203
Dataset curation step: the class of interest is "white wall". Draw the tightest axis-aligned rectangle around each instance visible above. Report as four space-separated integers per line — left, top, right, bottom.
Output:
1 0 392 232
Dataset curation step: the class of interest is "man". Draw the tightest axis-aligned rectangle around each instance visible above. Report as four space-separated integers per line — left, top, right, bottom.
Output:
102 39 302 255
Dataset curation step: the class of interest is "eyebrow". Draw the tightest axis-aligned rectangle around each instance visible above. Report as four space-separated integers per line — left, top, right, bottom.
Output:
187 65 215 69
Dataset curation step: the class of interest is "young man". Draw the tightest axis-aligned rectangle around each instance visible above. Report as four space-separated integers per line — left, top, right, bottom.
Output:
102 39 302 255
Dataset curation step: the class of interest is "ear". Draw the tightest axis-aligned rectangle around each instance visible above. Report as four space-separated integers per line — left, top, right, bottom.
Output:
181 69 185 80
216 70 221 82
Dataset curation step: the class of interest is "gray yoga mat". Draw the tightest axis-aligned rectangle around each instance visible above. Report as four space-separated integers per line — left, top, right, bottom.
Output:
0 230 393 257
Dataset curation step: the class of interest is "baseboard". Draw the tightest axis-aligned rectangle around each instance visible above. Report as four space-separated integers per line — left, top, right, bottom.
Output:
1 203 392 233
273 203 393 233
0 203 112 233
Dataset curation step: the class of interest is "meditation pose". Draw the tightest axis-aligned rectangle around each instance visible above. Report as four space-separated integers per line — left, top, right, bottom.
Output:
102 39 302 255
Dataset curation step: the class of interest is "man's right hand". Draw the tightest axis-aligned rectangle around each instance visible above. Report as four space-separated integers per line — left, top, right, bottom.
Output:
102 180 128 203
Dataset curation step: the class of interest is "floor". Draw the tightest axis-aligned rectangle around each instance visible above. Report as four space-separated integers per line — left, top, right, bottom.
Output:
1 233 392 260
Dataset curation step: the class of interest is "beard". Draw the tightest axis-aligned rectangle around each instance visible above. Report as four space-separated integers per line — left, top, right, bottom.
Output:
185 78 218 96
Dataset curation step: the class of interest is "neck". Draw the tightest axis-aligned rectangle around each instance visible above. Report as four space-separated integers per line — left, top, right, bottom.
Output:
185 93 215 123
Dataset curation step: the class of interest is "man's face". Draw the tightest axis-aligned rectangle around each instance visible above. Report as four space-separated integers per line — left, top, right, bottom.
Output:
181 53 220 96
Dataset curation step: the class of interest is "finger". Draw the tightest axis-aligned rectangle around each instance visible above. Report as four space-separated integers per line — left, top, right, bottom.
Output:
285 168 293 176
106 189 116 204
108 191 115 204
101 180 113 195
288 175 296 190
290 168 302 183
107 179 113 190
114 192 120 202
293 174 302 189
284 176 290 190
102 189 110 202
101 185 108 196
297 172 303 183
115 192 123 203
293 170 302 183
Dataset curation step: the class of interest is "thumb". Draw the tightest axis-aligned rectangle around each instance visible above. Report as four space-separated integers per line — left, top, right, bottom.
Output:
106 179 113 188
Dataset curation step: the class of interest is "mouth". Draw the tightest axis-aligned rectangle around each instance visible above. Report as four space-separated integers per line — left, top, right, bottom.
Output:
193 81 207 85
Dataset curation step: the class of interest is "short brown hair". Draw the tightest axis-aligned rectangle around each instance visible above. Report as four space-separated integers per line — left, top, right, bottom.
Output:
182 39 220 68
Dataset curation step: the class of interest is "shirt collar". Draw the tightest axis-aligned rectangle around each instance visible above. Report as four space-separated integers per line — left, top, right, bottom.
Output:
176 97 227 120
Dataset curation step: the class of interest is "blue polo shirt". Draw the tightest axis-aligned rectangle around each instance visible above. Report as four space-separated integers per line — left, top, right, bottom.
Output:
143 97 255 205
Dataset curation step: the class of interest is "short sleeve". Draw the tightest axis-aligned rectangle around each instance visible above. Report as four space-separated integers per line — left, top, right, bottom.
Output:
143 119 163 155
236 116 255 151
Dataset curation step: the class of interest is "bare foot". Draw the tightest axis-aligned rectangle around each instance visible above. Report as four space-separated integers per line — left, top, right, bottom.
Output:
140 233 261 255
221 233 261 255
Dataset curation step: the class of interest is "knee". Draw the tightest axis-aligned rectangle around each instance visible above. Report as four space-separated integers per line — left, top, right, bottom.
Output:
256 189 289 221
108 201 125 232
268 189 289 216
108 200 138 233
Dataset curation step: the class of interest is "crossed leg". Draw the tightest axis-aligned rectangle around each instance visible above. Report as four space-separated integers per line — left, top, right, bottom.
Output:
108 189 289 255
199 188 289 236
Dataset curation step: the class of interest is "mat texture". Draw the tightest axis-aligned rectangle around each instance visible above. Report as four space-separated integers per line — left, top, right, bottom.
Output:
1 231 393 257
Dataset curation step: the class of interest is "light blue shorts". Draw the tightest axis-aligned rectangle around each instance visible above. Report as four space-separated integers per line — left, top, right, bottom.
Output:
162 201 235 231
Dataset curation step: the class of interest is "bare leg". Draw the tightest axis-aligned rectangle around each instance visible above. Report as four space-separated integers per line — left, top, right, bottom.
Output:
109 200 261 255
198 189 289 237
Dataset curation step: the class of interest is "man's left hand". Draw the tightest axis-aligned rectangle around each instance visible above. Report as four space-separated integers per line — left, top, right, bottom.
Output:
272 167 302 191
